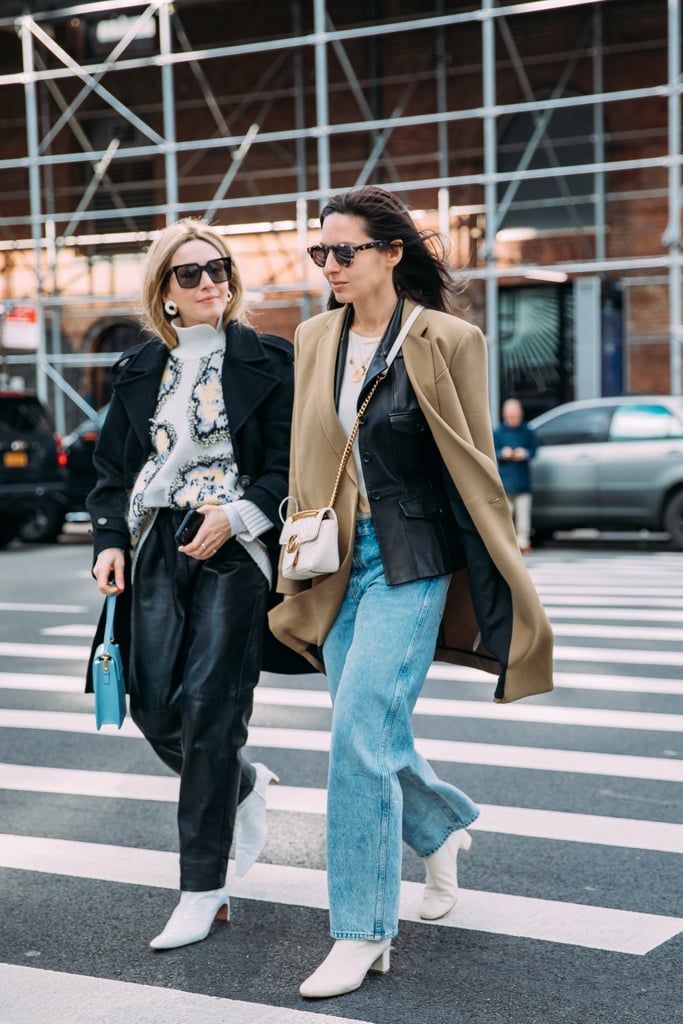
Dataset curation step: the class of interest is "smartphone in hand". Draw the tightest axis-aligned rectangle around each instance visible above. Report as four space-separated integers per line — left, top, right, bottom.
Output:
174 510 204 546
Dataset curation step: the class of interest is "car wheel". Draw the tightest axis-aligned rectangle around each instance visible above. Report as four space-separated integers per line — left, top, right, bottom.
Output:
663 490 683 550
18 500 65 544
0 521 19 548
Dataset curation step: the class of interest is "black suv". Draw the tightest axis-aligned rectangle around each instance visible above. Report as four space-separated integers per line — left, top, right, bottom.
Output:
0 389 68 545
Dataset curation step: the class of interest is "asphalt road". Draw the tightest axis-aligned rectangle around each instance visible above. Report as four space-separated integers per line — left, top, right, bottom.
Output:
0 528 681 1024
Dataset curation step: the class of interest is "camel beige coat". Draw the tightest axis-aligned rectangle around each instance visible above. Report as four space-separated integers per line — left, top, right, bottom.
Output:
269 300 553 703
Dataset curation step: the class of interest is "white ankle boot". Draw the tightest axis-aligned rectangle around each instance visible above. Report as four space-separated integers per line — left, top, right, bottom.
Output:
299 938 392 999
420 828 472 921
149 886 230 950
234 763 279 876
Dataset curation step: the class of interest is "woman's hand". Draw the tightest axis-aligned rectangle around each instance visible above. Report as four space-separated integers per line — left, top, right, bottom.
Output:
178 504 233 560
93 548 126 594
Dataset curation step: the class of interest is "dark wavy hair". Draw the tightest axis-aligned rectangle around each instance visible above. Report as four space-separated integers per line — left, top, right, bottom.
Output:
319 185 459 313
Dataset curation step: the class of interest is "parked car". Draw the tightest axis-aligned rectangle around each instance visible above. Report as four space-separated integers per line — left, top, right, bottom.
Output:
0 388 68 545
62 404 109 516
529 395 683 547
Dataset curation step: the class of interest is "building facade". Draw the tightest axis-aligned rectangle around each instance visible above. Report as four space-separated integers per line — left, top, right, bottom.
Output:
0 0 680 429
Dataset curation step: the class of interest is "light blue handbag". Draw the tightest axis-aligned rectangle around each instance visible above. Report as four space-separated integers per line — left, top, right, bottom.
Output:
92 593 126 729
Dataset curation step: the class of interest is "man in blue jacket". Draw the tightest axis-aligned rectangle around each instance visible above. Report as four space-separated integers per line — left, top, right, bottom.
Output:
494 398 538 553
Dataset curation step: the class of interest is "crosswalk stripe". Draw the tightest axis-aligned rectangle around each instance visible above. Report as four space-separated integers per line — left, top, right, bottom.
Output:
4 667 683 698
4 639 683 668
41 625 97 637
0 603 88 614
546 606 683 622
551 645 683 666
1 764 681 854
428 666 683 695
0 833 679 955
0 710 681 781
2 671 682 731
552 622 683 642
0 642 90 660
253 689 683 732
36 611 683 637
3 638 683 667
539 595 683 607
0 964 373 1024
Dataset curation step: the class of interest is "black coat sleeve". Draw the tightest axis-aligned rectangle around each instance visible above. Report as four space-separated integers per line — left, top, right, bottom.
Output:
85 389 135 558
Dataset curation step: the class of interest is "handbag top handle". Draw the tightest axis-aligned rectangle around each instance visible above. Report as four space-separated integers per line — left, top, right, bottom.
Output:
103 593 117 652
326 304 424 510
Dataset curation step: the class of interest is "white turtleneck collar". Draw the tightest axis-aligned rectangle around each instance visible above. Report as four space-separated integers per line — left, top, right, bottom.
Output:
171 318 225 360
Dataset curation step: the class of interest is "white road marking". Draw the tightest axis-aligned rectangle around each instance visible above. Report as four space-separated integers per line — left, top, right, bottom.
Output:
552 622 683 642
0 833 679 955
3 637 683 667
0 763 681 854
4 667 683 697
545 606 683 622
40 625 97 637
0 603 88 613
0 710 680 781
0 964 374 1024
0 642 91 660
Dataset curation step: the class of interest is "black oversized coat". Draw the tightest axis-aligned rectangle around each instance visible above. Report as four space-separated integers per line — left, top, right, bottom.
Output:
85 319 310 688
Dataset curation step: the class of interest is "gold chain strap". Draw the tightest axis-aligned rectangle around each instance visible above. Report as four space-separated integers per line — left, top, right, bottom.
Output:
326 373 387 510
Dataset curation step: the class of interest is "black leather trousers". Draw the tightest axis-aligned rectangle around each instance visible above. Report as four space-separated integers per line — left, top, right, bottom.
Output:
129 509 268 891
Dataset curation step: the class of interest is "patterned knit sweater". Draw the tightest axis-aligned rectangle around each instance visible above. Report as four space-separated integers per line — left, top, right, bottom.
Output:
127 321 272 581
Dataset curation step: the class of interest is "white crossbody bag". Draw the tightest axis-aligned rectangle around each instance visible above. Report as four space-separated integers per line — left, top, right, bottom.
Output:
278 305 424 581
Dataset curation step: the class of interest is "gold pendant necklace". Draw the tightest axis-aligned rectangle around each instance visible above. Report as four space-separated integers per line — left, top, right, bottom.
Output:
349 334 380 383
349 355 370 383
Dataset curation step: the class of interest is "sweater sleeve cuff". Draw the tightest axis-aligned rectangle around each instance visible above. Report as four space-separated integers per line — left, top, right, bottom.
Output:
221 499 273 539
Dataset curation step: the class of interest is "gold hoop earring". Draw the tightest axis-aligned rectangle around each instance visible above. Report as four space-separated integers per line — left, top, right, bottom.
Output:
226 288 233 303
163 299 179 319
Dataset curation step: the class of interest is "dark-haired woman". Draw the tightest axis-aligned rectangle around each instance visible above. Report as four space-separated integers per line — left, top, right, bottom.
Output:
87 219 290 950
270 186 553 998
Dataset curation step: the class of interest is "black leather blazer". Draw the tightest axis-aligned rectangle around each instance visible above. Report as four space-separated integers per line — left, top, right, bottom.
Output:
85 319 313 680
334 305 466 585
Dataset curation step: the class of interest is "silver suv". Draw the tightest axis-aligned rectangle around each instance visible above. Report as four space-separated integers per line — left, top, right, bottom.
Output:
530 395 683 548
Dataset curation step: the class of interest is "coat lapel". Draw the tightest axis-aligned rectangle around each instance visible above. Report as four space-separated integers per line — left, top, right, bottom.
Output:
221 322 282 437
314 308 351 461
113 341 168 450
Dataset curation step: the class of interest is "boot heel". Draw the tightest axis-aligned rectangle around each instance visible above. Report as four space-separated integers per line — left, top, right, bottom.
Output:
214 900 230 923
461 829 473 852
370 948 391 974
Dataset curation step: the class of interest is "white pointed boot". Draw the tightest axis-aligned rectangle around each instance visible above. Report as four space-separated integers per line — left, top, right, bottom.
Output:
234 763 279 876
420 829 472 921
299 938 392 999
149 886 230 950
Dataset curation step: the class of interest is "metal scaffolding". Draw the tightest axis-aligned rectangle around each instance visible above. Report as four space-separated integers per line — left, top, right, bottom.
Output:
0 0 680 428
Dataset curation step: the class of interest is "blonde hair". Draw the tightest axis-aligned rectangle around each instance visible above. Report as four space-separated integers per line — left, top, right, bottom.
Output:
140 219 249 350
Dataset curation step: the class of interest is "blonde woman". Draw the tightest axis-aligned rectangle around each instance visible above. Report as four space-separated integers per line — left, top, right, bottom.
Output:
87 219 291 950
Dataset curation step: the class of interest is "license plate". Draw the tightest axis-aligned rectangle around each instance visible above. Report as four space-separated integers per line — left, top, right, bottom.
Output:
3 451 29 467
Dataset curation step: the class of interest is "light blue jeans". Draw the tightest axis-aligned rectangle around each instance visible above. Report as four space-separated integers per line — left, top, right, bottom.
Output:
322 518 480 940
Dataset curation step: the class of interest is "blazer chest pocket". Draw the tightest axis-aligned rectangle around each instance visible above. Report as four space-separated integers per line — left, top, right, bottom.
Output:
399 493 450 520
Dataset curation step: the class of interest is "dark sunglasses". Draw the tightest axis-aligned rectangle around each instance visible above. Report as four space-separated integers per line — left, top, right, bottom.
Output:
164 256 232 289
306 240 389 268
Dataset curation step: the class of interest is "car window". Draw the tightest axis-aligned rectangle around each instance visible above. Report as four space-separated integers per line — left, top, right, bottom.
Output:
535 406 612 446
609 404 683 440
0 395 52 434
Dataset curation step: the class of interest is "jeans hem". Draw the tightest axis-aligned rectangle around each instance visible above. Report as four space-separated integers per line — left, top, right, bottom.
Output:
330 930 398 941
419 812 480 859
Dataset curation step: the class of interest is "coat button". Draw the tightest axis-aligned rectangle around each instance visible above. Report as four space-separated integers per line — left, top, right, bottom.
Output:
238 475 252 488
371 493 381 501
362 452 372 463
97 517 108 525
